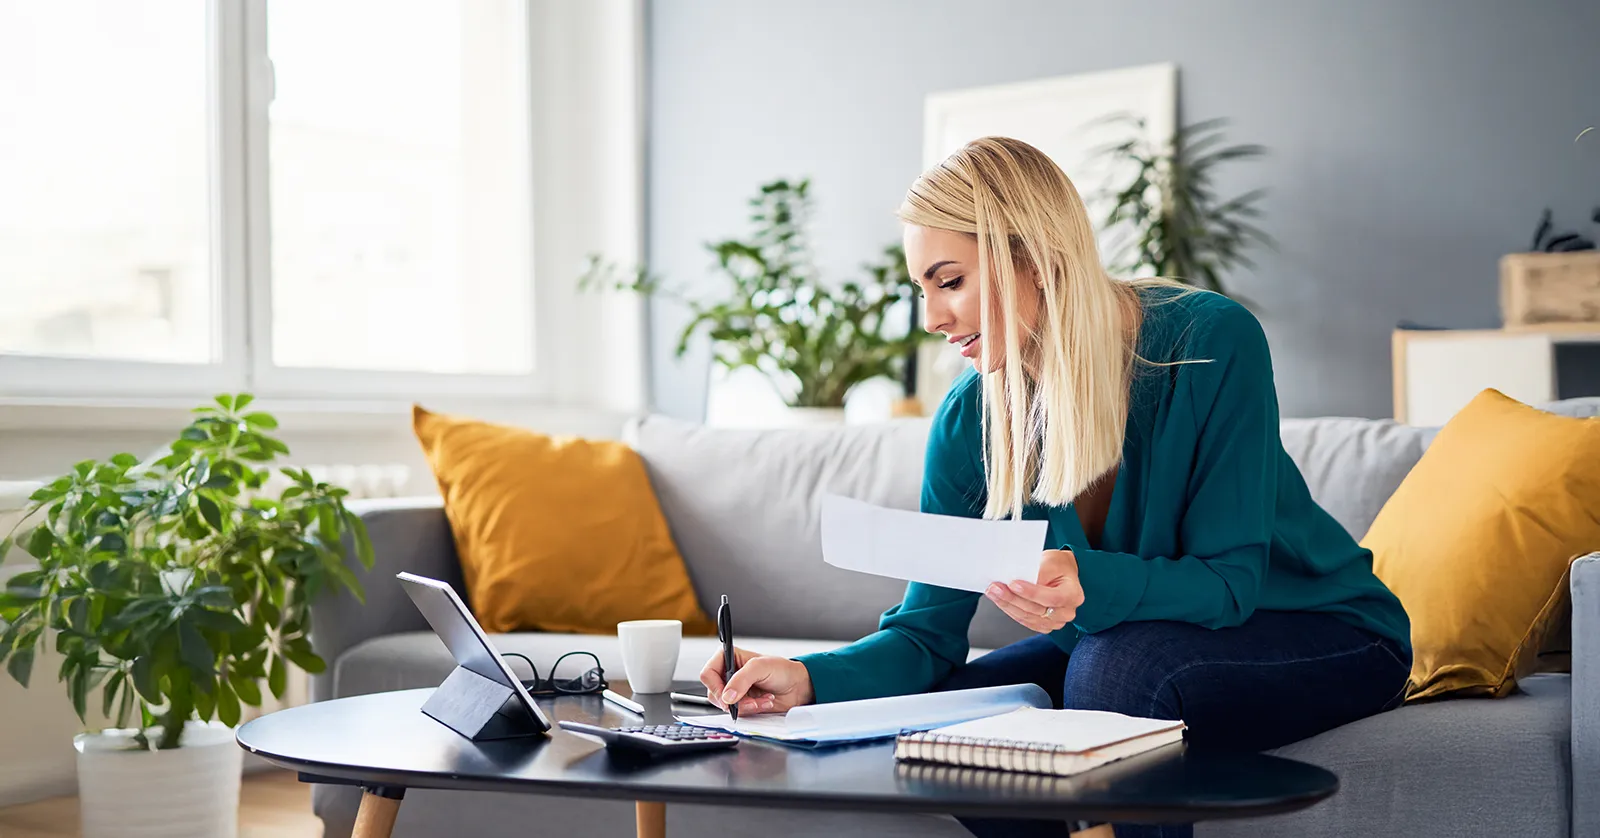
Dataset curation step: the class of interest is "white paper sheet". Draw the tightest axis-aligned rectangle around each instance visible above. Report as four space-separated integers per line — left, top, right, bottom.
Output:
819 493 1048 594
929 706 1186 753
678 684 1051 744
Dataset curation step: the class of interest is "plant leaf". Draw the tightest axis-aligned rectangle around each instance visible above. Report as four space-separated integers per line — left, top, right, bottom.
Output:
130 652 161 703
6 643 34 688
344 509 375 571
102 670 126 718
5 570 45 600
283 643 326 675
268 654 287 700
93 532 126 556
192 609 246 634
194 585 235 610
216 676 241 727
24 526 52 559
68 597 89 632
178 620 214 676
229 669 263 706
196 494 224 531
241 412 279 430
105 598 164 632
193 676 216 720
70 664 89 722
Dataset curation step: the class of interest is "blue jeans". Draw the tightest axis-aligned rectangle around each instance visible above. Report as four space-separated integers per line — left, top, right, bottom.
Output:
939 610 1411 838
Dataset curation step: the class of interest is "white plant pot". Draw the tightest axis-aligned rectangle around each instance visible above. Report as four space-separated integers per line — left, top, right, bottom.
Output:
74 721 242 838
775 406 848 428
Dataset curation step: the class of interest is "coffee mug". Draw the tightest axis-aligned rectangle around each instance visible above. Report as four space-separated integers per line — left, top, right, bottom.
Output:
617 619 682 693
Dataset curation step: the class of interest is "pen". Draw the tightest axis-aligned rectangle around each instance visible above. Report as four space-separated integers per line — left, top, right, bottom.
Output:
602 688 644 716
717 593 738 721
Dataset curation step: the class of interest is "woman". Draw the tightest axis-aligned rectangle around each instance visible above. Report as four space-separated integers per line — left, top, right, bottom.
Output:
700 137 1411 838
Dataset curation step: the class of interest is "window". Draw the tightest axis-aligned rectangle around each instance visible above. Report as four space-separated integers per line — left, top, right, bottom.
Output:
266 1 533 376
0 2 213 364
0 0 540 399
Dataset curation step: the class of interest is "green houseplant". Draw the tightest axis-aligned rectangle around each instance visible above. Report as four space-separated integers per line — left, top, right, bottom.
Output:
1094 115 1273 300
582 178 930 410
0 394 373 836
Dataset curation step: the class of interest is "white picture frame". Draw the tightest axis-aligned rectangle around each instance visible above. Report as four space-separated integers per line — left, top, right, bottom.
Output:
915 63 1178 406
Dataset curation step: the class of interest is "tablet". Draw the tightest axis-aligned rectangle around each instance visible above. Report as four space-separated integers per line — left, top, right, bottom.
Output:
396 571 552 733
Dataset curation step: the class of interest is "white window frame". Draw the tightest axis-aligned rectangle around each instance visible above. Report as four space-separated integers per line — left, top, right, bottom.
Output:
0 0 645 413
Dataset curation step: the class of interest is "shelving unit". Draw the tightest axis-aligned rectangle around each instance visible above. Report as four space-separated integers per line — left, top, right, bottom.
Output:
1392 325 1600 425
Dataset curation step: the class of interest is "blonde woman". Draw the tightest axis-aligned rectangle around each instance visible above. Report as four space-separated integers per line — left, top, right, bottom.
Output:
702 137 1411 838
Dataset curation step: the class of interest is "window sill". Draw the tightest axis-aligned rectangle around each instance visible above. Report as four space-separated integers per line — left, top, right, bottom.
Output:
0 396 638 434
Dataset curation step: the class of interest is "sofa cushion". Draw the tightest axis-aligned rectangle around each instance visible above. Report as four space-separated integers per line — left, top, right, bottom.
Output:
412 406 713 635
626 415 1032 652
1363 390 1600 699
1278 417 1432 540
332 631 998 699
1543 396 1600 419
1202 673 1571 838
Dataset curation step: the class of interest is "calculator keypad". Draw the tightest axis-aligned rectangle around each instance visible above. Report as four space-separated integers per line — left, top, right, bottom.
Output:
618 725 735 741
557 719 739 754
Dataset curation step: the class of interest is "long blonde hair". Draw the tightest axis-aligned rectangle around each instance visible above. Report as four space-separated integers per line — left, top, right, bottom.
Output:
899 136 1181 520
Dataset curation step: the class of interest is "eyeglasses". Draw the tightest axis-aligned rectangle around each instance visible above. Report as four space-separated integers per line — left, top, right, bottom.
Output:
503 651 608 696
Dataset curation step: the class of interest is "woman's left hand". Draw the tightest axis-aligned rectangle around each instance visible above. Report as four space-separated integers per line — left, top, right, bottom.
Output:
986 549 1085 634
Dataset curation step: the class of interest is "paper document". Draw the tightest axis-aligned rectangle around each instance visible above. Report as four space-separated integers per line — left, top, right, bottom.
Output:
678 683 1051 745
820 493 1048 593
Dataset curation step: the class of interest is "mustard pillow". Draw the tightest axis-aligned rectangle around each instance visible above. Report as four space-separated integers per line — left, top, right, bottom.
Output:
413 406 714 636
1363 389 1600 700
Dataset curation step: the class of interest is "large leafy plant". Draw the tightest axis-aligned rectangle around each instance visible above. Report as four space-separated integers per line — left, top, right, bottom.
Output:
0 394 373 750
1094 115 1273 300
582 178 930 408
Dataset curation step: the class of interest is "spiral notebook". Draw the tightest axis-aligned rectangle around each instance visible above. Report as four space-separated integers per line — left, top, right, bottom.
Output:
894 707 1186 777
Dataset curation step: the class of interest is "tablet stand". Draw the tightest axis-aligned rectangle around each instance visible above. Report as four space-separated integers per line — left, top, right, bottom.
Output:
421 665 547 741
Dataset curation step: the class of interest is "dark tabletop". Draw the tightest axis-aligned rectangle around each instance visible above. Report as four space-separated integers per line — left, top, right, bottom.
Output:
235 685 1337 825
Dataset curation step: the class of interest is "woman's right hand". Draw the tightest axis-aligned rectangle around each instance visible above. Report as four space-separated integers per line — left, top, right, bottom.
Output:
700 647 816 716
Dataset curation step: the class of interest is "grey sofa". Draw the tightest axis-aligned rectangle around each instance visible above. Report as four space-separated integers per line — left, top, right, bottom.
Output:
309 404 1600 837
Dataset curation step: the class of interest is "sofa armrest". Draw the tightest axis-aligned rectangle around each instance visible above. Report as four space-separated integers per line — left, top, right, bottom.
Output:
1572 552 1600 837
308 497 462 702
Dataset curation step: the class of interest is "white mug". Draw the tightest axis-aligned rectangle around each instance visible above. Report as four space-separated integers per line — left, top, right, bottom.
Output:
616 619 682 693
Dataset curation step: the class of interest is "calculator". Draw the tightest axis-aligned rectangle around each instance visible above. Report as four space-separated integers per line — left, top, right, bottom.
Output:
557 721 739 754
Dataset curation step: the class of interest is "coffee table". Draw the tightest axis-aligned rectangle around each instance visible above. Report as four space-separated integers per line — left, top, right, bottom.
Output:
235 685 1337 838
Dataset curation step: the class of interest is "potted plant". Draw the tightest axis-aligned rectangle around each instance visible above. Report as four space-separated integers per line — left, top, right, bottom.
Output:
582 178 931 424
0 394 374 838
1094 115 1273 301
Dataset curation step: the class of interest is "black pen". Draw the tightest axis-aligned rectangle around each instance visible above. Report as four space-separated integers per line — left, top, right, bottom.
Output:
717 594 738 721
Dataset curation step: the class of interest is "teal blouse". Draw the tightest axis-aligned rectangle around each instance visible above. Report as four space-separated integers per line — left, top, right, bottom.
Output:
796 288 1410 704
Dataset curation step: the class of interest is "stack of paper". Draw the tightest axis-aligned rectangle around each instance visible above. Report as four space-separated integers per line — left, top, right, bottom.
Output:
678 684 1051 747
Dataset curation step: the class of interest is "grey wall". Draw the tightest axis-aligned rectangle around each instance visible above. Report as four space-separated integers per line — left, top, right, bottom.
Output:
647 0 1600 420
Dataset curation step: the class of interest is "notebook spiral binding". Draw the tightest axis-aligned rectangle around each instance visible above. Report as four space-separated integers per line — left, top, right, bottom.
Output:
895 732 1071 775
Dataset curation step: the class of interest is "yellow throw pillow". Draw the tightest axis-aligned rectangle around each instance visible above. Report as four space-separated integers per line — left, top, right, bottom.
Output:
413 406 714 636
1363 389 1600 700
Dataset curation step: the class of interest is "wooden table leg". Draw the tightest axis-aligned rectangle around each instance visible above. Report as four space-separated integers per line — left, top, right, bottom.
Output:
353 786 406 838
1068 824 1114 838
636 800 666 838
